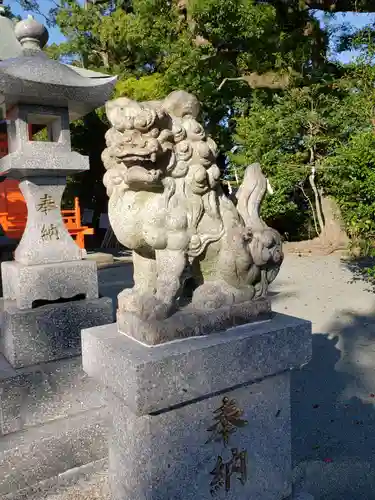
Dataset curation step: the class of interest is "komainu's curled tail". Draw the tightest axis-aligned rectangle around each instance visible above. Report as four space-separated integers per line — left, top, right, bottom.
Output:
235 162 268 231
236 163 283 297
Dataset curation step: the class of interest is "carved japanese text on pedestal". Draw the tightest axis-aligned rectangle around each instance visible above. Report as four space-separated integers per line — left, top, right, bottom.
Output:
36 194 57 214
206 397 248 446
210 449 248 496
207 397 249 496
37 193 60 241
14 180 82 265
41 223 59 241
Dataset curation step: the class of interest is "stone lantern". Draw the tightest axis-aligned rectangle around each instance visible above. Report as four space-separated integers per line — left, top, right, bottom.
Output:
0 15 116 368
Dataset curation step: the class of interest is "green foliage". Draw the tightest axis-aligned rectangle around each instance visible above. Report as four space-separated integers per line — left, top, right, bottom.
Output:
49 0 326 124
232 25 375 243
115 73 167 101
322 131 375 240
25 0 326 219
231 77 354 238
2 5 20 20
12 0 57 26
32 127 49 141
16 0 375 250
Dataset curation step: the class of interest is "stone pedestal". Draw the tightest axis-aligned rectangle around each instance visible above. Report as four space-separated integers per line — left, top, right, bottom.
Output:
0 353 108 497
14 177 84 265
0 13 118 497
82 313 313 500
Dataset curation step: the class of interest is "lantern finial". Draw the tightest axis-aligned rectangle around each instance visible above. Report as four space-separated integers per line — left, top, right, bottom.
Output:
14 15 49 52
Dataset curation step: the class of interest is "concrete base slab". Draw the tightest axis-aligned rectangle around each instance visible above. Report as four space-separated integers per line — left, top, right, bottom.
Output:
0 407 108 497
85 252 114 267
3 460 110 500
2 461 316 500
0 354 106 436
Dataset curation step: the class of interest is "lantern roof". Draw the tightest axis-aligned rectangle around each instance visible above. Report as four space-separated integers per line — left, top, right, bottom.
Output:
0 12 116 120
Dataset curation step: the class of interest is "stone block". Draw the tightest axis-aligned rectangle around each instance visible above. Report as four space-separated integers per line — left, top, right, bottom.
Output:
6 105 72 155
82 313 311 416
2 260 98 309
0 146 89 177
0 353 109 498
1 297 113 368
2 458 109 500
82 313 312 500
0 408 108 497
0 355 105 436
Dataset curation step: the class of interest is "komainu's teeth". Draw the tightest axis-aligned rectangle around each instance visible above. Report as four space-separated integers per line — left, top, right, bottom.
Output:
151 153 157 162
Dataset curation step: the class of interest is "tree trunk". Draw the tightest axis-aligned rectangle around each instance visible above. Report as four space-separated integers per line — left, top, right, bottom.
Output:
284 195 349 255
308 169 325 234
318 195 349 248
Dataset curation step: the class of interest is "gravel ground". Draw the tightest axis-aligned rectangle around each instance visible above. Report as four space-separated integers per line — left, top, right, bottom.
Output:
271 255 375 499
26 255 375 499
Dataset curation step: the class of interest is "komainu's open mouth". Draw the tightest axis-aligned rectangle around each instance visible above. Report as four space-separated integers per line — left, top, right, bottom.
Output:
117 150 157 163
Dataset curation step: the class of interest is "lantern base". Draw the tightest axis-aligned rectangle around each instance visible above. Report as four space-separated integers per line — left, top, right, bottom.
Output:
2 260 99 310
0 296 113 368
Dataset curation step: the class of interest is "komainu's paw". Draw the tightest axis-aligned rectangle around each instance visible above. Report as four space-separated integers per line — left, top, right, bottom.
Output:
191 281 255 310
138 293 170 321
117 288 138 313
191 282 233 310
118 289 170 321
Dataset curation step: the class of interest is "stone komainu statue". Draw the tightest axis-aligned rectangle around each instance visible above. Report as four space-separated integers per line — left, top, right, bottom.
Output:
102 90 283 341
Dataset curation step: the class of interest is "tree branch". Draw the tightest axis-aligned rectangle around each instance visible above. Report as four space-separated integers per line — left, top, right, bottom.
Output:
309 166 325 234
299 183 319 236
12 0 59 26
218 71 291 91
258 0 375 13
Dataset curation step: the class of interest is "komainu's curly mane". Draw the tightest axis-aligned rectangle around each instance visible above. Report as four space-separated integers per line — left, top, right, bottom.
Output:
102 90 283 344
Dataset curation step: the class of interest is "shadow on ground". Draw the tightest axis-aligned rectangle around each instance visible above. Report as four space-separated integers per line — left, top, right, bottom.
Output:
292 311 375 499
341 256 375 292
